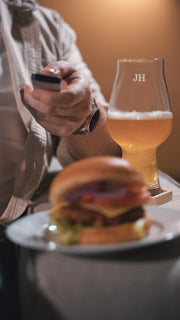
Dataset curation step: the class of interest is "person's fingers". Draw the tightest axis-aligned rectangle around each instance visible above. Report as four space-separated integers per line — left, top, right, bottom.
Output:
42 60 77 78
22 61 93 137
26 105 84 136
24 85 91 119
31 81 90 107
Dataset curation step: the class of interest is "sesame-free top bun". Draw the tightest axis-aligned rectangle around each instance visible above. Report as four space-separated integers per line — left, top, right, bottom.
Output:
49 156 146 205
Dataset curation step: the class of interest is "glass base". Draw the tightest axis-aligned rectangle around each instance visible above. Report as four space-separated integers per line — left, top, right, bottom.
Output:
148 186 163 197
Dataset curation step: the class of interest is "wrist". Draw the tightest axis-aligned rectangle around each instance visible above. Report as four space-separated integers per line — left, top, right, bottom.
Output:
73 99 100 135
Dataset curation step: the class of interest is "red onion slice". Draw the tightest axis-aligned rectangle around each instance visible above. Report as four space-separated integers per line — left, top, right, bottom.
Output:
65 182 127 202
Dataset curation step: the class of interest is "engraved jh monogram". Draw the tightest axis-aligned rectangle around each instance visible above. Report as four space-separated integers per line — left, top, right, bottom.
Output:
133 74 146 82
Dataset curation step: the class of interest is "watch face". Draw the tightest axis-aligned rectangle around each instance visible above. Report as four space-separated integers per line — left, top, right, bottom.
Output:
89 108 100 132
73 100 99 135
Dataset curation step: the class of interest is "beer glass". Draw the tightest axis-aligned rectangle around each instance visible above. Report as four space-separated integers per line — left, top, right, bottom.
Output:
107 58 173 195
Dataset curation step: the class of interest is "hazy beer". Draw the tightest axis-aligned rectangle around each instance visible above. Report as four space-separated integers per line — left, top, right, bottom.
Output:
107 110 173 194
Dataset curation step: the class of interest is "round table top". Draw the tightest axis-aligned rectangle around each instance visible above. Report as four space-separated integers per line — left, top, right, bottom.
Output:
18 171 180 320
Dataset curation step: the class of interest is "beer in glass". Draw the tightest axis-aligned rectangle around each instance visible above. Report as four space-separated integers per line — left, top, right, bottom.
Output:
107 58 173 195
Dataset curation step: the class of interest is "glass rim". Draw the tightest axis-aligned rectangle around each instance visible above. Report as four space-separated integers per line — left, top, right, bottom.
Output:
117 58 164 62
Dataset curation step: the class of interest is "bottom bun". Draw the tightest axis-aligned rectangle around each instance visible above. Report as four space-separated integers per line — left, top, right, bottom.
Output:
79 213 152 245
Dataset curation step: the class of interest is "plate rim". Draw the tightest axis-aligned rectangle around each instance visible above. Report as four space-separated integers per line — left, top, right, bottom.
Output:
6 206 180 255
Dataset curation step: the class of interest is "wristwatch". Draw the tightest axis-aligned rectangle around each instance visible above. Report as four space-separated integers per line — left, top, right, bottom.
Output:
73 99 100 135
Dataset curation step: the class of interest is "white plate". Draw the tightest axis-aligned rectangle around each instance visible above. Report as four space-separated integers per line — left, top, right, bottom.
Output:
6 206 180 255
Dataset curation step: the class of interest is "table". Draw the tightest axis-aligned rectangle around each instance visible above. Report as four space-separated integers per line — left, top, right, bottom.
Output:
18 172 180 320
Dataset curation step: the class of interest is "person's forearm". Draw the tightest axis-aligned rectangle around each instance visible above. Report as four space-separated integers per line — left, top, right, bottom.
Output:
56 104 122 167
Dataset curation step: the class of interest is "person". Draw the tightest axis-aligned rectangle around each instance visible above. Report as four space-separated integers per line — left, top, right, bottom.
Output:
0 2 121 318
0 0 121 225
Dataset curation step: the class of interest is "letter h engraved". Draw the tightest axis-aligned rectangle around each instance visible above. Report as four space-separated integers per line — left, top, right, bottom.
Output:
133 74 146 82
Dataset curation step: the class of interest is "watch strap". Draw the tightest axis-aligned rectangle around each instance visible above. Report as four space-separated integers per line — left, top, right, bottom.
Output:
73 99 100 135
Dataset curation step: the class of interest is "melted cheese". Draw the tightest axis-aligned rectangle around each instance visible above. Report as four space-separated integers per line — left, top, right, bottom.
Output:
133 218 146 238
78 201 131 218
49 203 63 217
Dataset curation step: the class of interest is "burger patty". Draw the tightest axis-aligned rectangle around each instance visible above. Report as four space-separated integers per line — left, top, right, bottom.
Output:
60 204 145 226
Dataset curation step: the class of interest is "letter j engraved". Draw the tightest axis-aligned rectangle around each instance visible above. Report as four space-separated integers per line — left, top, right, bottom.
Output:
133 74 146 82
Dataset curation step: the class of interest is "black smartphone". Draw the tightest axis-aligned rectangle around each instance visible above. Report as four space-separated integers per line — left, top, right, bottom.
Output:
31 73 61 91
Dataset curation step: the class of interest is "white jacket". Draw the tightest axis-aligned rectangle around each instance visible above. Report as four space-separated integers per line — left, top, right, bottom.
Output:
0 0 106 223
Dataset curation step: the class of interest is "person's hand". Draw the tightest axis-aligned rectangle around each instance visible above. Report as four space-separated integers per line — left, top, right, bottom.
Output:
23 61 92 136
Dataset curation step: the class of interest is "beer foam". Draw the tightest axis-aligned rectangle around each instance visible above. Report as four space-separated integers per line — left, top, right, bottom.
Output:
108 110 173 120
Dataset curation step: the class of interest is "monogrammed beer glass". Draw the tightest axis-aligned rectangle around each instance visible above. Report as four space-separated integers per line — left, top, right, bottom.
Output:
107 58 173 195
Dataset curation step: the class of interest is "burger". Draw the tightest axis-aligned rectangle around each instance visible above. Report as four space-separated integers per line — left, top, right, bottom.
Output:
47 156 152 245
